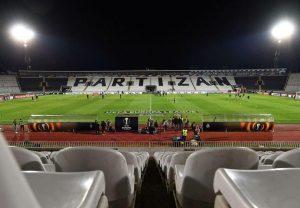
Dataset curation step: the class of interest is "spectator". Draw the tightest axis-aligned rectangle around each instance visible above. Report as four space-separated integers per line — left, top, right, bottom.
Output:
12 119 17 132
154 120 159 131
181 128 188 141
95 120 100 135
100 121 106 134
163 119 168 132
19 119 25 132
191 122 196 132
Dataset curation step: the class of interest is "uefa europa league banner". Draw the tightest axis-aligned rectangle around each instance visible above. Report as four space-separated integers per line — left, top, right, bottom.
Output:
203 122 274 132
115 116 139 132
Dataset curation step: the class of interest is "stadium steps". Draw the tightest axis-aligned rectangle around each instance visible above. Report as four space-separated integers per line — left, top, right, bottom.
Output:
105 77 113 92
209 76 221 92
128 76 132 92
135 158 173 208
170 75 175 92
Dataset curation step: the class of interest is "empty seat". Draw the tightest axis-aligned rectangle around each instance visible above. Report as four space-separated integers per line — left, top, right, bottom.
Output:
214 168 300 208
53 147 135 208
167 151 192 188
0 135 41 208
174 148 258 208
273 148 300 168
24 171 108 208
121 151 141 184
10 146 45 171
263 152 282 165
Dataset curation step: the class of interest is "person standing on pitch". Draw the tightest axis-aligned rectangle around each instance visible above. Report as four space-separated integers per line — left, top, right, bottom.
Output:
181 127 188 141
12 119 17 132
19 119 25 132
173 97 176 103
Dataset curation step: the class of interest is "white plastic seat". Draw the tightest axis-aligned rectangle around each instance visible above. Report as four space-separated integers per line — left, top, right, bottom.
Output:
0 135 41 208
174 148 258 208
214 168 300 208
121 151 141 184
273 148 300 168
10 146 45 171
167 151 192 188
24 171 108 208
263 152 282 165
53 147 135 208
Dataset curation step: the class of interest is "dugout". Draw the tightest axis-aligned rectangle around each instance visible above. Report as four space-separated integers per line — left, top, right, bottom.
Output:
201 114 274 132
28 114 99 132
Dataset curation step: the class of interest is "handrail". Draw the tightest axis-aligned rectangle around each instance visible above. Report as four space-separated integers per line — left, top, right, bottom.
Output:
8 140 300 151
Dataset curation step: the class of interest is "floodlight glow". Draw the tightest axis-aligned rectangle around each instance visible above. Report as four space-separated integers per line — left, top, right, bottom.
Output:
271 20 295 42
10 24 35 45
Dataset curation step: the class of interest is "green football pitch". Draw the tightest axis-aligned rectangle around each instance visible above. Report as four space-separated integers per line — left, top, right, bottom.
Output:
0 94 299 124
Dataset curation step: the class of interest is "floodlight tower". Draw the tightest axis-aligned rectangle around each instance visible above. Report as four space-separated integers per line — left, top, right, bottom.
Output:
271 20 295 68
9 24 35 70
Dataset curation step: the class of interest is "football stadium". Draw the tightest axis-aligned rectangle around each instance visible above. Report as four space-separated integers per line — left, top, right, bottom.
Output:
1 1 300 208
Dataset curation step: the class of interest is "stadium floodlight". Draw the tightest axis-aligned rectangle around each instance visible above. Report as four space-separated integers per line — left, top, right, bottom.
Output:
271 20 296 68
10 24 35 46
9 23 35 70
271 20 295 43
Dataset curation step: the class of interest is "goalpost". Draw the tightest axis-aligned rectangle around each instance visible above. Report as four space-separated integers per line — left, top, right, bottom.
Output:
296 92 300 99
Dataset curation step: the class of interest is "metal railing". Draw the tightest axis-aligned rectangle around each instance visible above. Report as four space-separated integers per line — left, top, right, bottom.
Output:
8 140 300 151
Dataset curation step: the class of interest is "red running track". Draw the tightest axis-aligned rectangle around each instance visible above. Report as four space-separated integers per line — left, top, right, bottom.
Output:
2 124 300 142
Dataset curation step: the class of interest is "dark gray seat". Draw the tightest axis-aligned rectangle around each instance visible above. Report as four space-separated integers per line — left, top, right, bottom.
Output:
10 146 45 171
273 148 300 168
24 171 108 208
174 147 258 208
214 168 300 208
53 147 135 208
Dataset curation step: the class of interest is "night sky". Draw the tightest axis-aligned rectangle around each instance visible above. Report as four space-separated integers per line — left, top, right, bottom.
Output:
0 0 299 71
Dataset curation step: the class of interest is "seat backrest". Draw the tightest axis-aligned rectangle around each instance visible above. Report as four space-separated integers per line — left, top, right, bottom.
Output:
182 147 258 204
263 152 282 165
10 146 45 171
168 151 192 181
0 135 41 208
273 148 300 168
53 147 132 203
121 151 141 180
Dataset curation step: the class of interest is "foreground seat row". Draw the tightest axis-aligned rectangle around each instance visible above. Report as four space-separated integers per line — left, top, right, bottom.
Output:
155 148 300 208
8 144 149 208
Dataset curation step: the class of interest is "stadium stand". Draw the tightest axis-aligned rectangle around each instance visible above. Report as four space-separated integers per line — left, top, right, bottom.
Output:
285 73 300 92
154 148 259 208
52 147 149 208
6 137 300 208
18 77 68 92
0 75 20 94
10 146 45 171
0 68 296 94
273 148 300 168
0 136 109 208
